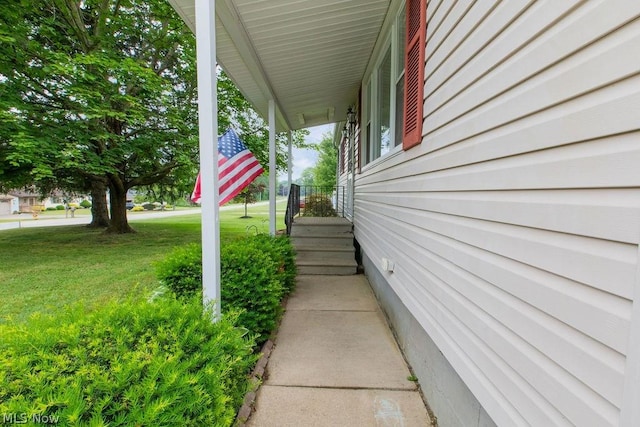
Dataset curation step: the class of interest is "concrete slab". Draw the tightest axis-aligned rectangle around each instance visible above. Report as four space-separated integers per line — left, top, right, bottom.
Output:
247 386 431 427
267 310 416 390
288 275 378 312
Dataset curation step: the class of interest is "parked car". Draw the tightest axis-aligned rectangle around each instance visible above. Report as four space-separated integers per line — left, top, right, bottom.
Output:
126 200 134 210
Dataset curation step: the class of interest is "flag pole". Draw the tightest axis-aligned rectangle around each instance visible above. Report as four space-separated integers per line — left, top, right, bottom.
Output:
195 0 220 319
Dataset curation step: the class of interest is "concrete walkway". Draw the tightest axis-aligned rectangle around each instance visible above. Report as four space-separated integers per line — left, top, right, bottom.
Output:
247 275 431 426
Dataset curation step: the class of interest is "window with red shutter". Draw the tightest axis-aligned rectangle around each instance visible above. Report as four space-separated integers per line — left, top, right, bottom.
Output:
403 0 426 150
359 2 410 165
339 134 345 174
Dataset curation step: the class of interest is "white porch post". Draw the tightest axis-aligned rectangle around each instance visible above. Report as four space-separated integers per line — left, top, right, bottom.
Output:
335 132 340 209
349 119 356 219
195 0 220 317
287 130 293 194
269 99 276 235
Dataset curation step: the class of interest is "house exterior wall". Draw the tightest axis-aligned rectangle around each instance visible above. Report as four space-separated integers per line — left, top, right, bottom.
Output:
0 200 9 216
351 1 640 426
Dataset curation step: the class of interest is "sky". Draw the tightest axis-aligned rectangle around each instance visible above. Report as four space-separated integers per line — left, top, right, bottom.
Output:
282 123 334 181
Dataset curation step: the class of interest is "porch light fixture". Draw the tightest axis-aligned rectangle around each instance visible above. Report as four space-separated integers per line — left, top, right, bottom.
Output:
343 106 356 143
346 107 356 127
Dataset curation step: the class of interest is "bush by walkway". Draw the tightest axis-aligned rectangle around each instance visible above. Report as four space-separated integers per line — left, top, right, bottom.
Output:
156 233 297 346
0 296 258 426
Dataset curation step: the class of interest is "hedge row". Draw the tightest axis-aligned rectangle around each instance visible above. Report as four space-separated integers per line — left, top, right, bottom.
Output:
0 234 295 426
155 234 297 345
0 297 257 426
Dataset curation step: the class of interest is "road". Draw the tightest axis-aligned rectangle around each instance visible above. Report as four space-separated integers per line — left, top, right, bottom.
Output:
0 208 203 231
0 199 289 232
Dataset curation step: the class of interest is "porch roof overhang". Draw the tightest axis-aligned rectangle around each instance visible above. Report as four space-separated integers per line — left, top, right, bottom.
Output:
168 0 391 132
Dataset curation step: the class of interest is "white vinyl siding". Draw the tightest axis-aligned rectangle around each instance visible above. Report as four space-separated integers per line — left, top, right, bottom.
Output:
354 0 640 425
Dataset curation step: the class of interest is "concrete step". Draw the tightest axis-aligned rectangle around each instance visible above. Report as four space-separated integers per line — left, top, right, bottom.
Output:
291 235 353 248
293 217 352 226
296 263 357 276
295 255 357 275
290 224 352 236
290 217 356 275
295 250 355 264
294 245 355 254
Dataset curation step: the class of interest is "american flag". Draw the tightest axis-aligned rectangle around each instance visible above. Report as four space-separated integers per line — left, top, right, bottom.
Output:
191 129 264 206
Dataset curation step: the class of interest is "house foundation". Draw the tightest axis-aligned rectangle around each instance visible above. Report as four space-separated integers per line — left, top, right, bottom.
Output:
362 250 496 427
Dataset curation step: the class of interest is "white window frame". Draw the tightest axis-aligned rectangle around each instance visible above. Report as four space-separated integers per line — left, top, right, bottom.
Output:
361 2 406 167
392 4 406 148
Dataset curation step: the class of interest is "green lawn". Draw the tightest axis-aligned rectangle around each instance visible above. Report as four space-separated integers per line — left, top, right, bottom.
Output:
0 201 287 322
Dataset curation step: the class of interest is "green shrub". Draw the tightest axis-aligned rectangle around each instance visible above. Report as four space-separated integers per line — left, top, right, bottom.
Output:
156 236 296 344
0 297 257 426
45 207 57 211
221 238 283 343
156 243 202 298
142 203 155 210
79 200 92 209
55 205 65 210
131 206 144 212
164 204 173 210
251 234 296 295
302 194 336 217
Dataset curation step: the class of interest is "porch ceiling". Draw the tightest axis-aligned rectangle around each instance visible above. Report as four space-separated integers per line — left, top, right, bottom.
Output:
168 0 391 131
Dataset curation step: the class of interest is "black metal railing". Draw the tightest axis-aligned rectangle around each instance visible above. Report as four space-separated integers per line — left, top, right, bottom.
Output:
285 184 345 235
285 184 300 235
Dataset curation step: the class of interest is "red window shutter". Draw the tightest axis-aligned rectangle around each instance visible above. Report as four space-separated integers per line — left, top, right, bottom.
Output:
357 90 361 172
403 0 426 150
340 135 345 173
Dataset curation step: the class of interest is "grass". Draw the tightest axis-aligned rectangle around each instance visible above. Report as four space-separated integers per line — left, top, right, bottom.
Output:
0 200 287 322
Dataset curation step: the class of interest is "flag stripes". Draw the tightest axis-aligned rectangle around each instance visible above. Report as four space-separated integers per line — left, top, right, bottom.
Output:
191 129 264 206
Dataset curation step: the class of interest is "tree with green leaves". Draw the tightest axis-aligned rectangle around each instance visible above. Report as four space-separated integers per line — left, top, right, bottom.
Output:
233 175 267 218
0 1 308 233
312 133 338 188
297 168 315 187
0 0 199 233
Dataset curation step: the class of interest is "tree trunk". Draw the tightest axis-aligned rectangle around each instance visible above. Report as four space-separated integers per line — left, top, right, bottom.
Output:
105 181 135 234
88 178 110 228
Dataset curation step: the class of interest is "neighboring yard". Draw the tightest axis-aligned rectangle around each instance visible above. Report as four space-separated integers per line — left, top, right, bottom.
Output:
0 201 286 322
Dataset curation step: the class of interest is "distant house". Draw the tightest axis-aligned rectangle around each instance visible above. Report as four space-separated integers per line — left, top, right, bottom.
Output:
0 194 19 215
4 190 44 213
169 1 640 425
0 190 88 213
